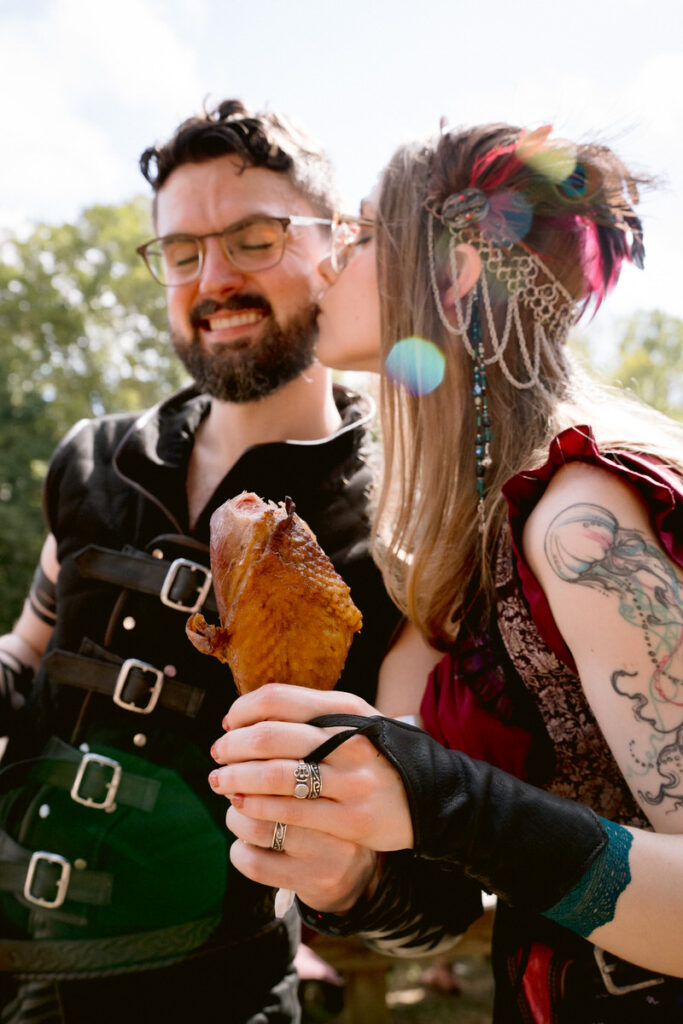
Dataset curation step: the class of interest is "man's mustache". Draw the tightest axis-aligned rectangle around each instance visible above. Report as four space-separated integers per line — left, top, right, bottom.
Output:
190 294 272 325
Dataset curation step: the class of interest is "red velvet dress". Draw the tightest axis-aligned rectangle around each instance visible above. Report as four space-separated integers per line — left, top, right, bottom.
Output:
420 425 683 1022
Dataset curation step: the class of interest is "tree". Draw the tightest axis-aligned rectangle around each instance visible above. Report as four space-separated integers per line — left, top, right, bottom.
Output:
0 197 188 633
608 311 683 421
570 310 683 422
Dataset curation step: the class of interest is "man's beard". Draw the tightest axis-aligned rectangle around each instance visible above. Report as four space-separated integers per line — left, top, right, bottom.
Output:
172 295 319 403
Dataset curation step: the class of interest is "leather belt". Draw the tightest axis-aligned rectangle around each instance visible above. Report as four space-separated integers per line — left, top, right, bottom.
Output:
0 831 112 909
0 913 226 975
75 545 218 615
0 738 159 814
44 650 205 718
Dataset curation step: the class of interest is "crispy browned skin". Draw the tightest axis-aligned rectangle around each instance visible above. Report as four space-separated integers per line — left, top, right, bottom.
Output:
186 492 362 694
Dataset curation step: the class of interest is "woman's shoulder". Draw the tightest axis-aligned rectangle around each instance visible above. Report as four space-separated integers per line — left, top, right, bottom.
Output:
522 456 656 586
503 424 683 571
498 424 683 668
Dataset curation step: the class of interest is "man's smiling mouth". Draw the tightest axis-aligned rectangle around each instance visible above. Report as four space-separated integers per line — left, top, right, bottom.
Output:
206 311 266 330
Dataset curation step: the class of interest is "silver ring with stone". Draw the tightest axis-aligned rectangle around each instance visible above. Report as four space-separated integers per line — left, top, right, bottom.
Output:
271 821 287 852
293 760 322 800
293 761 311 799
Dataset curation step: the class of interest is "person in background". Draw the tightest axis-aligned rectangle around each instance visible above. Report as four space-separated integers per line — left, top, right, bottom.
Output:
0 99 411 1023
209 122 683 1022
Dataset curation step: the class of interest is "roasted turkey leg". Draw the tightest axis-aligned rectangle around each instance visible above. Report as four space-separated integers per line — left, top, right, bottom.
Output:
186 492 362 694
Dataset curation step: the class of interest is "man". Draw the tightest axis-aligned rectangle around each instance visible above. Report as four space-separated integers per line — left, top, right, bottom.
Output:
0 100 400 1023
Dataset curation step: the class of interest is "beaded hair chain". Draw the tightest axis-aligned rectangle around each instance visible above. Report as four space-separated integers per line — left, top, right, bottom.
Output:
471 290 491 534
426 188 577 530
426 193 576 397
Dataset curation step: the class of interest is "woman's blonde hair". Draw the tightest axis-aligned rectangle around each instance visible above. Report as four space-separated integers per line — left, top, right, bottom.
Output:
371 124 682 647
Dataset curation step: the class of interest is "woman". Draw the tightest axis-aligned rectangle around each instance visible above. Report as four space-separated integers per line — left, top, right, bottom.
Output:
209 124 683 1021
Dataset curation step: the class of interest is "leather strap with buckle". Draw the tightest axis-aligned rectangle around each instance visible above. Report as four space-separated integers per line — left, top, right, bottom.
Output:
44 650 205 718
593 947 665 996
0 832 112 910
0 741 160 814
75 545 216 614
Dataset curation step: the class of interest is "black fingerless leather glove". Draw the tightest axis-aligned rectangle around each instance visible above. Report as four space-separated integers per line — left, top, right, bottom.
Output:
306 714 607 914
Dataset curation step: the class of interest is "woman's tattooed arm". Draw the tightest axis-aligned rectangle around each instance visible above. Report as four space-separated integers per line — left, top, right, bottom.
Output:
545 502 683 814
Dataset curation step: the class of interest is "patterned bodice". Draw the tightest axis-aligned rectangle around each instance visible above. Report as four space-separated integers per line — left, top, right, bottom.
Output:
494 528 649 828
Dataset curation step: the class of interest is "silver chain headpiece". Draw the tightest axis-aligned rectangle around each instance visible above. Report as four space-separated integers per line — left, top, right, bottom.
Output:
426 188 577 397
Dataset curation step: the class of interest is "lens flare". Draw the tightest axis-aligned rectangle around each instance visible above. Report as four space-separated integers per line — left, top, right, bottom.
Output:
385 337 446 396
515 125 553 162
484 191 533 245
525 145 578 185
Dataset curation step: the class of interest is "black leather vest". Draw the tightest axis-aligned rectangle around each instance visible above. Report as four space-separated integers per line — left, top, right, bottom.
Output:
0 384 399 976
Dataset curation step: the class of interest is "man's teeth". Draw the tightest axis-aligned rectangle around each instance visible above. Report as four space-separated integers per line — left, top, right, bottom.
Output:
209 312 263 329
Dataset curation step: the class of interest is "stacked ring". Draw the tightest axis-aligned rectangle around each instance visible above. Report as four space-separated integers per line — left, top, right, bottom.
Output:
293 760 322 800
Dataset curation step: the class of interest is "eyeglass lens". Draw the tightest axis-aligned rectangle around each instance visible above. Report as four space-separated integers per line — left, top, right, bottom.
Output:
330 222 354 274
145 217 288 285
331 220 373 273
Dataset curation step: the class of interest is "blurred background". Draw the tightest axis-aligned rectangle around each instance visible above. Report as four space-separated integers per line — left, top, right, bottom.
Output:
1 0 681 638
0 4 680 1018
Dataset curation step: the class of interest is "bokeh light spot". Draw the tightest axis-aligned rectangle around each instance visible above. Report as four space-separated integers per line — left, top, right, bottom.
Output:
515 125 553 163
484 191 533 245
522 145 578 184
385 337 446 395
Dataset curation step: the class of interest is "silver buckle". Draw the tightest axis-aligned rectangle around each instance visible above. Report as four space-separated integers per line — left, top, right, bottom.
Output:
24 851 71 909
159 558 212 613
594 947 665 995
70 752 122 811
113 659 164 714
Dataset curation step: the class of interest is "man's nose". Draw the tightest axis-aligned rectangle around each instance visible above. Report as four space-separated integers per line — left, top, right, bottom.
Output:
197 237 247 297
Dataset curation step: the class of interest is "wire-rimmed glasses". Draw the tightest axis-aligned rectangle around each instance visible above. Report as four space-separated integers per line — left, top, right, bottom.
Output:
137 214 333 286
329 214 375 273
136 211 376 286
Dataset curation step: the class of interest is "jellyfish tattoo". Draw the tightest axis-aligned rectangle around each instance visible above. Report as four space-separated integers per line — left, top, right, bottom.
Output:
545 502 683 812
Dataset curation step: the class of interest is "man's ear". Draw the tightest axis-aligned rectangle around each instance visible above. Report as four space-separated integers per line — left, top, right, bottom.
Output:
440 243 482 311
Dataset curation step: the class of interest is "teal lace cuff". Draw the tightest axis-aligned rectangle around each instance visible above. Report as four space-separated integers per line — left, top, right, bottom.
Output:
543 818 632 938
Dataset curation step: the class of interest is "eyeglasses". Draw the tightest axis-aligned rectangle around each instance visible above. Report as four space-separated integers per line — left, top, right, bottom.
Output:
136 214 333 286
329 213 375 273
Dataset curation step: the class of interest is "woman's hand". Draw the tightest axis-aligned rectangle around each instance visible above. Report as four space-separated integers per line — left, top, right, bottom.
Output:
227 803 383 913
209 684 414 853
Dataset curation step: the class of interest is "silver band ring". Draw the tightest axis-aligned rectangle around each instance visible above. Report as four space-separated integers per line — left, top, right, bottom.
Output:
271 821 287 852
293 761 322 800
308 762 322 800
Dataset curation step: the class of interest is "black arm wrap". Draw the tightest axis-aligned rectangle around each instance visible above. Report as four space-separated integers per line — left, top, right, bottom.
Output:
297 850 483 957
29 562 58 626
307 715 608 914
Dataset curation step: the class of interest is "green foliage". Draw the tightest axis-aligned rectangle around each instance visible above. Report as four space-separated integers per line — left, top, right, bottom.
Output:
0 197 188 633
609 311 683 421
571 310 683 422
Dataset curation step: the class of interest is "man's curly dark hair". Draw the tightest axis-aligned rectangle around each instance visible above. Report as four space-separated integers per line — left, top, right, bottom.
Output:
139 99 338 218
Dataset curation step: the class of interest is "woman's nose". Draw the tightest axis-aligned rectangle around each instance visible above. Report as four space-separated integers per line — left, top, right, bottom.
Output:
317 254 338 285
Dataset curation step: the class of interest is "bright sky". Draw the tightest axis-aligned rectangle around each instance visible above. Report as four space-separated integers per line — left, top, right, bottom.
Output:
2 0 682 343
